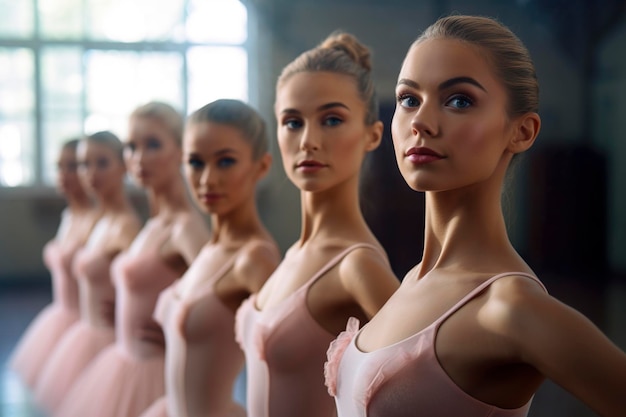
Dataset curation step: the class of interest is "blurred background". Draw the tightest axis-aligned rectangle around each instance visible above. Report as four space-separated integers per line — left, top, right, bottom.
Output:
0 0 624 416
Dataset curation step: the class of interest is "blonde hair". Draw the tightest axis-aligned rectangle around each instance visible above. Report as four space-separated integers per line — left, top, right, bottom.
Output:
187 99 268 161
416 15 539 116
130 101 184 146
277 31 379 125
85 131 124 163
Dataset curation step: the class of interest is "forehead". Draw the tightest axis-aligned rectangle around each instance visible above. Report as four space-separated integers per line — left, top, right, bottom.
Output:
59 146 77 159
275 71 364 113
129 116 169 138
399 38 499 90
184 122 249 153
77 140 115 158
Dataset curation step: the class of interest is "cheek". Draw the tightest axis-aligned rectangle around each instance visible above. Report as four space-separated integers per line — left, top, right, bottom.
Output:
451 116 504 153
277 135 293 159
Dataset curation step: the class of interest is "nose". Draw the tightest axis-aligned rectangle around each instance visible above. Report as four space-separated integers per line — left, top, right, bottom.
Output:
199 166 217 188
299 125 321 152
410 101 439 138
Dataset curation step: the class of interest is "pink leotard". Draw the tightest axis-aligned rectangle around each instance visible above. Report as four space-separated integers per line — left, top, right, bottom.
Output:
236 243 381 417
8 239 81 387
325 272 547 417
34 245 116 411
54 226 181 417
152 245 251 417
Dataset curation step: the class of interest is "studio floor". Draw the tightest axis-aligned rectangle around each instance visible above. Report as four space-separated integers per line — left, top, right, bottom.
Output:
1 277 624 417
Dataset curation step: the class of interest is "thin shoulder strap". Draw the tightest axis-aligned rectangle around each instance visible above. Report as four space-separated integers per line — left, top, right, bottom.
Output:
303 243 384 289
433 272 547 328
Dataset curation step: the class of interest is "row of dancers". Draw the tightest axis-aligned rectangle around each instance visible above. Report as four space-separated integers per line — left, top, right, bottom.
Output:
7 14 626 417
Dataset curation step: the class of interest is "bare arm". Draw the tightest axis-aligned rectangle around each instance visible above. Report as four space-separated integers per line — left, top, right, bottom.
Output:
339 248 400 319
488 278 626 417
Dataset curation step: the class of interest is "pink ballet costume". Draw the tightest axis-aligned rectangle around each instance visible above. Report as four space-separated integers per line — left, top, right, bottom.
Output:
7 239 81 388
55 229 181 417
325 272 547 417
140 246 254 417
33 245 117 412
236 243 380 417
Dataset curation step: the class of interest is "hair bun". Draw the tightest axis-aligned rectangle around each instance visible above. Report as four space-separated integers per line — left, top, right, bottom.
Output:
319 31 372 72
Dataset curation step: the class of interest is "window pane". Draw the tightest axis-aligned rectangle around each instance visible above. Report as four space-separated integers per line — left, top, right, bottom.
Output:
0 48 35 186
38 0 84 39
86 0 185 42
41 47 84 184
187 46 247 113
187 0 247 44
0 121 36 186
85 50 184 136
0 0 34 38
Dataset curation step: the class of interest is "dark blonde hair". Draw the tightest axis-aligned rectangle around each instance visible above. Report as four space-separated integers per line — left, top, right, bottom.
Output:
85 131 124 163
187 99 268 161
277 31 379 125
130 101 184 146
416 15 538 117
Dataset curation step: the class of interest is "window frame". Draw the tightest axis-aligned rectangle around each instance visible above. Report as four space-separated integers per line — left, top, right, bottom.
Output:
0 0 252 190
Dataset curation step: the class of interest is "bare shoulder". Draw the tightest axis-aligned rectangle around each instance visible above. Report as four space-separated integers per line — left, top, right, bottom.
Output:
338 244 392 283
479 274 615 359
479 274 554 336
337 244 399 317
481 275 626 416
233 239 281 292
117 210 142 237
169 210 210 261
171 210 208 236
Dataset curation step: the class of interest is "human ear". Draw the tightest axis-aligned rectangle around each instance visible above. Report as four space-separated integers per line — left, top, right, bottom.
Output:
508 112 541 154
364 120 384 152
255 152 272 181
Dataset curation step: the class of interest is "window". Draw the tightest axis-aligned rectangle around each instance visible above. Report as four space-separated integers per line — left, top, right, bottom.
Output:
0 0 248 186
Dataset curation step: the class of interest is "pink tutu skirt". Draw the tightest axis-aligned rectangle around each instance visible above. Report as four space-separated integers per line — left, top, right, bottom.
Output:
8 303 79 387
55 345 165 417
33 321 115 412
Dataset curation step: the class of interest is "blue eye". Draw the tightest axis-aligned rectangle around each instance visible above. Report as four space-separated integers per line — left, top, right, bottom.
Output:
217 157 236 168
397 94 419 108
447 95 473 109
324 116 342 127
146 137 162 149
285 119 303 129
187 158 204 170
96 157 110 169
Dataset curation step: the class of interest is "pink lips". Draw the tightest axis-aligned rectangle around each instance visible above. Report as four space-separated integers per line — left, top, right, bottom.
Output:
199 192 222 205
405 147 444 165
296 159 327 173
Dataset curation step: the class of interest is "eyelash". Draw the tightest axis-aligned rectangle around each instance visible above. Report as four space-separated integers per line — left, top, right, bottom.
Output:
397 93 419 108
282 115 344 129
217 157 236 168
187 158 204 169
396 93 475 109
446 94 474 109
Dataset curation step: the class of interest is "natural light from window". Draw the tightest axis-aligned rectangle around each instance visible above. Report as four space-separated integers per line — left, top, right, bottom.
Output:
0 0 248 187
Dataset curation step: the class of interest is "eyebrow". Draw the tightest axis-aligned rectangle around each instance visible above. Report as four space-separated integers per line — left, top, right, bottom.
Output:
397 76 487 92
186 148 238 159
280 102 350 115
213 148 238 156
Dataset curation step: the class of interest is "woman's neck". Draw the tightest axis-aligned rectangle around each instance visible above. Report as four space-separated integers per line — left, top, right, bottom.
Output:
418 178 516 277
210 195 265 245
98 187 130 214
298 175 367 246
148 173 192 218
66 192 93 212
